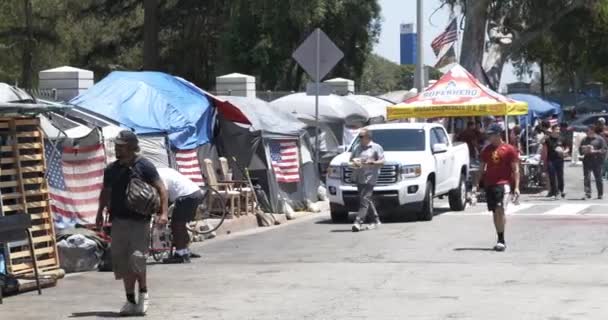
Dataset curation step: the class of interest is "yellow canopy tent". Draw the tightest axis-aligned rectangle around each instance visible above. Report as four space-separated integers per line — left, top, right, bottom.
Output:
387 64 528 120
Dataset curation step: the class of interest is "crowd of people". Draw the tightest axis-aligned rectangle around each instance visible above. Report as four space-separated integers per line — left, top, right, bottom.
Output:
454 114 608 200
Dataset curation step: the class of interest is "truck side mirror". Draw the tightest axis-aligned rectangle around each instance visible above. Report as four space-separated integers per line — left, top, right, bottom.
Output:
432 143 448 154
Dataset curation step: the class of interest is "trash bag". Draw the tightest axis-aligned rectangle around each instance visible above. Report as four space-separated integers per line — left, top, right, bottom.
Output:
57 234 104 273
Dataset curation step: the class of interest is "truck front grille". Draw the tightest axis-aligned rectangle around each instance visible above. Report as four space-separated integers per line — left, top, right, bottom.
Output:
342 165 399 185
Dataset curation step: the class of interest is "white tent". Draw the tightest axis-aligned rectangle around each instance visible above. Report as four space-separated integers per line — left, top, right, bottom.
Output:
343 94 393 123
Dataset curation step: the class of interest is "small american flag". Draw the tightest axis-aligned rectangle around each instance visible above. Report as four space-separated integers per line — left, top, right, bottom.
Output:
269 140 300 183
431 18 458 56
45 129 105 227
175 149 204 186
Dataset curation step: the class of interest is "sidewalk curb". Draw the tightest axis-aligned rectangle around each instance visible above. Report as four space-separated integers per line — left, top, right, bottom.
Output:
193 210 327 248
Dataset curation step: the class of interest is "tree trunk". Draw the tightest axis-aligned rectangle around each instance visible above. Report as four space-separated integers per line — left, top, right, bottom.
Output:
21 0 34 89
459 0 490 83
143 0 159 70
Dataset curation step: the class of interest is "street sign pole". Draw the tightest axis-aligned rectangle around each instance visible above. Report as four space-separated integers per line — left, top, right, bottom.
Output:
292 28 343 175
315 29 321 171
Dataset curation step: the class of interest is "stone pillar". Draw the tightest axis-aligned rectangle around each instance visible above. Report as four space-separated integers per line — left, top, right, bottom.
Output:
39 66 94 101
324 78 355 95
215 73 256 98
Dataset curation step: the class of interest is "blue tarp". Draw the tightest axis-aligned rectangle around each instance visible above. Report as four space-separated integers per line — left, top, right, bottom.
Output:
508 94 561 126
70 71 213 150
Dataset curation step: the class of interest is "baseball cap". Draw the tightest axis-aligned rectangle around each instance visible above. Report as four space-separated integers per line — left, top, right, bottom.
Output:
483 115 496 122
115 130 139 146
485 123 503 135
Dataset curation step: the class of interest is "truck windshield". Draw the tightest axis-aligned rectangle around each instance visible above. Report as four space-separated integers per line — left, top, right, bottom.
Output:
349 129 426 151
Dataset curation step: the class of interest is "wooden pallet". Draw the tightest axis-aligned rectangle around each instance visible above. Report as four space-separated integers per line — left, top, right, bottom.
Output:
0 117 61 276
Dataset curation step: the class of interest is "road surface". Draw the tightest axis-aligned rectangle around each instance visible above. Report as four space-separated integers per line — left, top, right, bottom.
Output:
3 164 608 319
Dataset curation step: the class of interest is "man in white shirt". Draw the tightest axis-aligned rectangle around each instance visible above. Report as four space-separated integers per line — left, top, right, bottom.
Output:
157 168 204 263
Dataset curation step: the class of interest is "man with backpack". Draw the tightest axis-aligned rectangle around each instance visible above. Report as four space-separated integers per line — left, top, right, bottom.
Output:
96 130 168 316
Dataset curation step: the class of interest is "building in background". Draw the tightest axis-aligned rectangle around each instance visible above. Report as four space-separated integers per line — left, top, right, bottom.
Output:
400 23 416 65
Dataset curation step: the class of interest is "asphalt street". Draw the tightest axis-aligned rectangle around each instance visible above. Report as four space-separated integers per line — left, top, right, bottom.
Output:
3 164 608 319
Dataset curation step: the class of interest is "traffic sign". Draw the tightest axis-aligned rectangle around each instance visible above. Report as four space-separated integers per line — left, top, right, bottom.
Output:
292 29 344 81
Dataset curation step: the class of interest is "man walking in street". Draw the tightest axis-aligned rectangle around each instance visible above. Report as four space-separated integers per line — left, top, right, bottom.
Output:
96 130 169 316
157 167 204 264
544 124 568 199
476 124 520 252
349 128 384 232
580 125 607 199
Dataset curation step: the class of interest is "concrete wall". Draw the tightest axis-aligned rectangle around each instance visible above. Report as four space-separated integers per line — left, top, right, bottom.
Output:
39 66 94 101
216 73 256 98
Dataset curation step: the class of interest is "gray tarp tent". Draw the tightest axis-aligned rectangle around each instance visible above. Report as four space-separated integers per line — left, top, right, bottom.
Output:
270 93 370 144
214 96 319 212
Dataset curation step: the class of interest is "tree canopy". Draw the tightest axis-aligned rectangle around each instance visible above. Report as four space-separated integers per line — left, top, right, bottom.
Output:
440 0 599 89
0 0 382 92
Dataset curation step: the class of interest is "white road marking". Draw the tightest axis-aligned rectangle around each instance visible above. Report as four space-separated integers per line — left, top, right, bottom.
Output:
441 203 608 216
542 204 591 216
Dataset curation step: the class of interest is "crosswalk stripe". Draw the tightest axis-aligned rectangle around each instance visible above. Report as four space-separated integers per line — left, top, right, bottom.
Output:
439 203 608 216
542 204 590 216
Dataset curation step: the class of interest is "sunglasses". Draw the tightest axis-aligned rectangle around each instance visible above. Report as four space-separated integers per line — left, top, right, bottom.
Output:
358 135 369 138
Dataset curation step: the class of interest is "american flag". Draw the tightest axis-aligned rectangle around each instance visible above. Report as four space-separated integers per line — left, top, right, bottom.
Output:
269 140 300 183
431 18 458 57
175 149 204 186
45 129 105 227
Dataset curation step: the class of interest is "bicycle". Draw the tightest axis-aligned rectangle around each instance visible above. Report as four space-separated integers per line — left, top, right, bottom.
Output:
149 186 228 262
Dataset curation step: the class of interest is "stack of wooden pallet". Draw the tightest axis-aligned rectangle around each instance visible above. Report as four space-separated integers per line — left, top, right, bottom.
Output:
0 116 62 277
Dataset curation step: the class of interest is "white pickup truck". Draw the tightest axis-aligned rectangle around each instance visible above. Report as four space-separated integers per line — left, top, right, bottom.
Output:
326 122 470 222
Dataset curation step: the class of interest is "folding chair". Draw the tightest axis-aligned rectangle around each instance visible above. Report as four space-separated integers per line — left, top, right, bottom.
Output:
0 214 41 304
218 157 254 215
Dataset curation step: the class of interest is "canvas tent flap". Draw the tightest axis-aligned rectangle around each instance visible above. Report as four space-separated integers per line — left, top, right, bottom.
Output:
270 93 369 126
344 94 392 120
387 64 528 120
217 96 305 137
70 71 214 150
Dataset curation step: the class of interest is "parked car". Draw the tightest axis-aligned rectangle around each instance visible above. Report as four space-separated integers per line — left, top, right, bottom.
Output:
326 122 470 222
568 113 608 132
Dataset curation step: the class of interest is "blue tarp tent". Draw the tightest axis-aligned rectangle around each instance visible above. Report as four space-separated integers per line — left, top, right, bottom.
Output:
508 93 561 126
70 71 213 150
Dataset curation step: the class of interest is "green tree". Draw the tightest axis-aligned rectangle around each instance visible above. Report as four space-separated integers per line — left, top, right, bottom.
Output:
512 2 608 93
439 0 598 89
221 0 381 91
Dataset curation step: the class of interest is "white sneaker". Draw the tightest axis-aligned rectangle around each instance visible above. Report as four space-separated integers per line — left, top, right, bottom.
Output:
494 242 506 252
137 292 149 315
352 222 362 232
119 301 138 316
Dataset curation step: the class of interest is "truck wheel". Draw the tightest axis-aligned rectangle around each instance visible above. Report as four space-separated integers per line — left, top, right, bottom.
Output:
448 174 467 211
330 204 349 223
418 181 434 221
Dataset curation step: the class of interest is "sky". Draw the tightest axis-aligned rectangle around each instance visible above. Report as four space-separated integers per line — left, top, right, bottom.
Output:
374 0 524 91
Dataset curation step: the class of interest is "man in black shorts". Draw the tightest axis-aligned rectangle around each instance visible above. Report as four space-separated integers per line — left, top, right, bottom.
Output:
157 167 204 263
476 124 520 252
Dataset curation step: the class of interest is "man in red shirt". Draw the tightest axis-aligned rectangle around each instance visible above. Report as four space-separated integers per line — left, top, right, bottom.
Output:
475 124 520 251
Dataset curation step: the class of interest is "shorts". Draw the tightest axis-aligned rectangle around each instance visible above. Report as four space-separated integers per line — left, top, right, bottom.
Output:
485 184 510 212
111 218 150 280
172 191 204 223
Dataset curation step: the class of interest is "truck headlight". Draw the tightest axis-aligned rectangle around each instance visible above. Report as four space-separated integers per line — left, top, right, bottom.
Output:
400 165 421 179
327 165 341 179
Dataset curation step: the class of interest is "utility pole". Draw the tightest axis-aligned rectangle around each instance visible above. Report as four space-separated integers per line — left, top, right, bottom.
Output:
415 0 425 91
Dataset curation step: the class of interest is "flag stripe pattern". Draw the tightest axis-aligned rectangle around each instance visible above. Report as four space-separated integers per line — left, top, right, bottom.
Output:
431 18 458 56
269 140 300 183
175 149 204 186
45 129 105 227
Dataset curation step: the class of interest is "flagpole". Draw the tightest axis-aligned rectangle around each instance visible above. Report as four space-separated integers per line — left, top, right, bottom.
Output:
415 0 424 91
